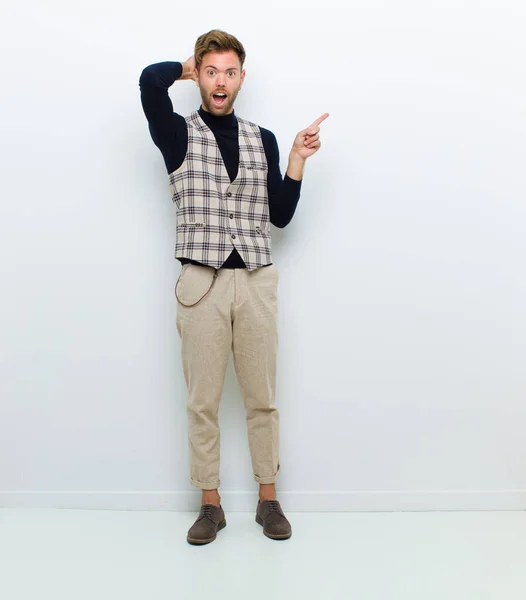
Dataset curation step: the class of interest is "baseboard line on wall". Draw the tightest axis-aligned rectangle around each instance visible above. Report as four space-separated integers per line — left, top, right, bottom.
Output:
1 490 525 512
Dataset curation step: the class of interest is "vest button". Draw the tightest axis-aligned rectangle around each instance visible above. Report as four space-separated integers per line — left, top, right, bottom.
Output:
227 192 232 197
229 214 234 219
231 234 236 239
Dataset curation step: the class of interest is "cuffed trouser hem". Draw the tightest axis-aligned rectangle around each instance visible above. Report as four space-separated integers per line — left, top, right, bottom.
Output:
254 475 277 484
191 478 220 490
254 463 280 485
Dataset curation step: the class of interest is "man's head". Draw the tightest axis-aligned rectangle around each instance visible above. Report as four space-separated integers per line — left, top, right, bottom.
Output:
193 29 246 116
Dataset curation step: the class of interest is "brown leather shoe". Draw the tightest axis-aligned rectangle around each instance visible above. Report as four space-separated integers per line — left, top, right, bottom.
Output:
187 504 226 545
256 500 292 540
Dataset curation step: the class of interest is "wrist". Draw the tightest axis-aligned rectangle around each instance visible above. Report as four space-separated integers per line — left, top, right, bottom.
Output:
286 151 306 181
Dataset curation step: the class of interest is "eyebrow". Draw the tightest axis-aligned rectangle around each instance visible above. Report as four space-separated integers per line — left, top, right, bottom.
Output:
203 65 239 71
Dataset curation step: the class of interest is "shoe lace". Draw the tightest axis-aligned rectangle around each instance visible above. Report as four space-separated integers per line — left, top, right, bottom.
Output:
199 504 216 520
266 500 281 513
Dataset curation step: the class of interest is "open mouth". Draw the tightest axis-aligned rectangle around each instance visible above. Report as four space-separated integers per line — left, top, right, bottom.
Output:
212 93 227 108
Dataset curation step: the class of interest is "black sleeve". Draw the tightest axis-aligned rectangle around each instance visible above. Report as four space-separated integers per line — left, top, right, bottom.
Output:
139 61 188 172
260 127 302 228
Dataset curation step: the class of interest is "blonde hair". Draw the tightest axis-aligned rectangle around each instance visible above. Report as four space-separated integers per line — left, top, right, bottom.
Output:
194 29 246 70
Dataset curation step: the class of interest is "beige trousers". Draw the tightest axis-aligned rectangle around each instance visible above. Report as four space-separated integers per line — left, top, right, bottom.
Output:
175 263 280 490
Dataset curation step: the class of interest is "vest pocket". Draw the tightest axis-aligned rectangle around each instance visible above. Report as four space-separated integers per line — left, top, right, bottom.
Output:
176 213 207 229
254 224 271 235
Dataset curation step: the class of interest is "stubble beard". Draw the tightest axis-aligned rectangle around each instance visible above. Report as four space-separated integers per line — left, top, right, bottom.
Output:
200 85 241 116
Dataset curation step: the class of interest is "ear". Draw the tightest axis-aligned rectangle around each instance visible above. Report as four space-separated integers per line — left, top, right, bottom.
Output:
240 69 246 84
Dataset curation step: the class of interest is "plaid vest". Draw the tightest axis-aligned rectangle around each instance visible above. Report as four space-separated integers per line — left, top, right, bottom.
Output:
168 110 272 271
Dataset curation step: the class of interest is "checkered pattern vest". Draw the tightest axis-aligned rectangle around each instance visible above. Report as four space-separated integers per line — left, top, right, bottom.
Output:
168 110 272 271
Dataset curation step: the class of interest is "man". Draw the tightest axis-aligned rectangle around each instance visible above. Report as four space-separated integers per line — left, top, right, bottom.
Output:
139 29 327 545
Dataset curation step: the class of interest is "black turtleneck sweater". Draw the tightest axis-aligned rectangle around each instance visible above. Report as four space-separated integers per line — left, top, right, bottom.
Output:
139 61 302 269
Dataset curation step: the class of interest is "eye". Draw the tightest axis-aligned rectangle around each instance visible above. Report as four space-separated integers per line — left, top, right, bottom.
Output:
228 71 235 77
207 70 215 76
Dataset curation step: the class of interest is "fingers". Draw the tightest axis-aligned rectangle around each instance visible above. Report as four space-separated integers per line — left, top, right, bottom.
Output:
306 140 321 152
310 112 329 129
304 133 320 146
295 113 327 155
302 113 329 137
305 126 320 136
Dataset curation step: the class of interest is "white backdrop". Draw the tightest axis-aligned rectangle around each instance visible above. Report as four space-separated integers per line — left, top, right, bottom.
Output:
1 0 525 511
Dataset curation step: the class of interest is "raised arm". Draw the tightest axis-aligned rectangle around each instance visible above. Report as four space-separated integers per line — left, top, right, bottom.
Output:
139 57 196 149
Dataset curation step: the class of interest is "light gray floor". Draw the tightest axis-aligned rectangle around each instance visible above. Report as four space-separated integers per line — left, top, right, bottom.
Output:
0 508 525 599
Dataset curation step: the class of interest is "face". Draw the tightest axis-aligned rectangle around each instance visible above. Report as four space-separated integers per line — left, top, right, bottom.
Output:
195 50 246 116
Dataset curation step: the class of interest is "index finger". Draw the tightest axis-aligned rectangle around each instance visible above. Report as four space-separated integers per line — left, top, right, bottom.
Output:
311 113 329 128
